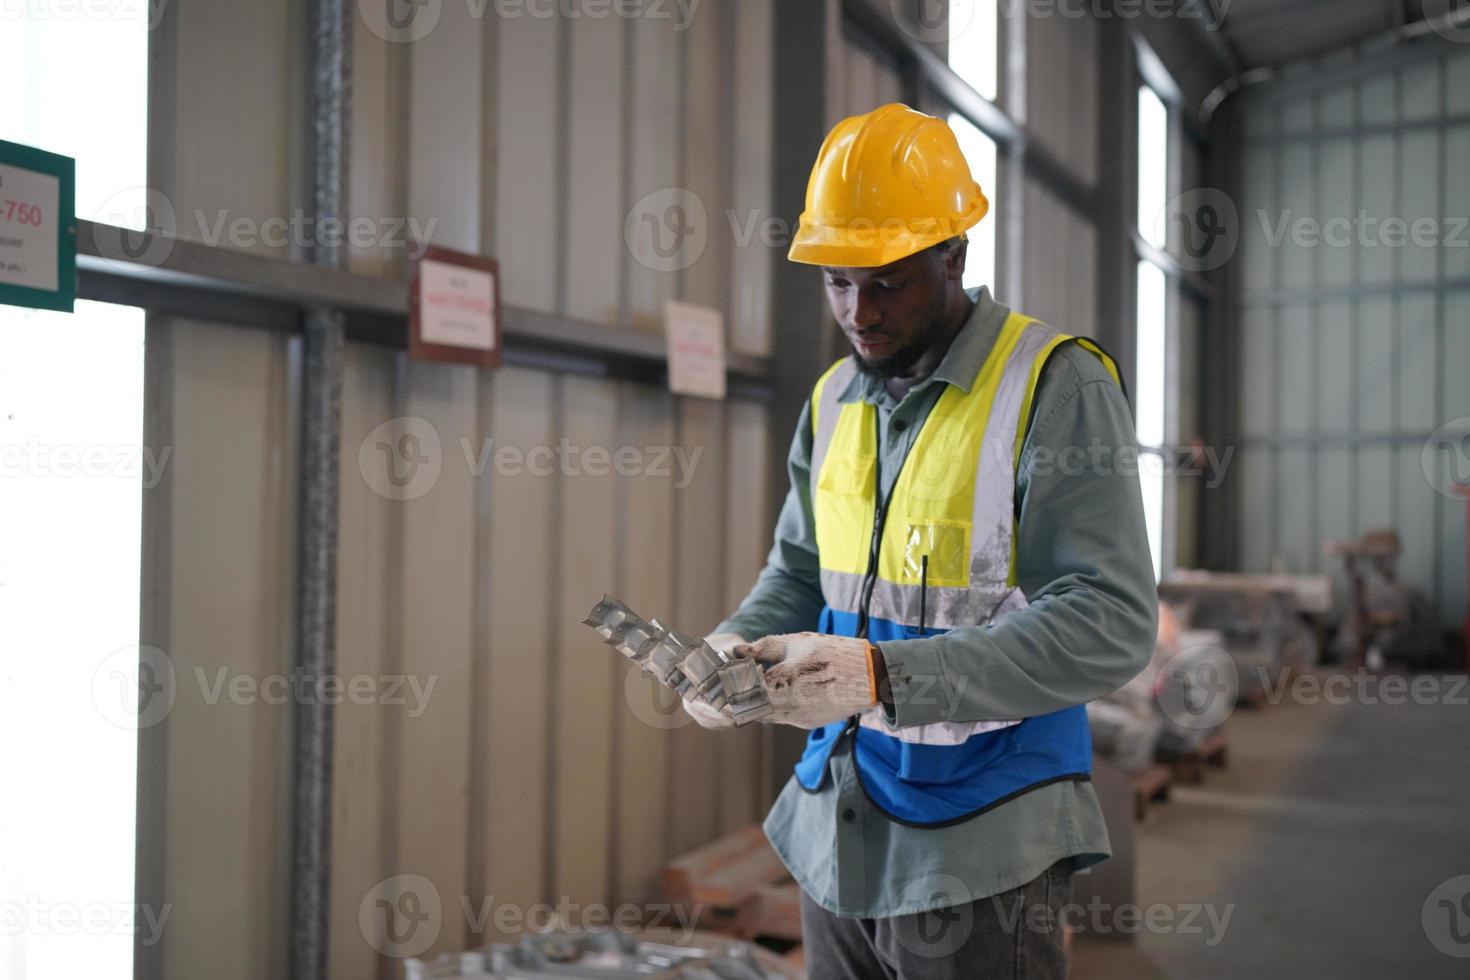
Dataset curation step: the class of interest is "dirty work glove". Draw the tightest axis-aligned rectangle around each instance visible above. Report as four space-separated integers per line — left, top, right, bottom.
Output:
680 632 745 731
735 632 877 730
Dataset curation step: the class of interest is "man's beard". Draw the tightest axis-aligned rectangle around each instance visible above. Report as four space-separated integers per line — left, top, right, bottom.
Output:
851 290 949 380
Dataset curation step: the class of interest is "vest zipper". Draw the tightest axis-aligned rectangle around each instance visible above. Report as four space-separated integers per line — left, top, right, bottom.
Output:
854 411 890 640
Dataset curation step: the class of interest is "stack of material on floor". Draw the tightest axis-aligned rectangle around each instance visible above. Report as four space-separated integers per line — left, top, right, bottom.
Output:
1086 602 1174 772
662 825 802 945
583 595 773 725
1153 628 1234 757
1160 571 1325 699
403 929 798 980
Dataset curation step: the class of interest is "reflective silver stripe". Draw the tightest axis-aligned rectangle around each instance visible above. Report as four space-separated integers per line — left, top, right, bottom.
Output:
810 358 857 491
858 707 1020 744
968 320 1058 596
866 579 1024 632
819 568 865 615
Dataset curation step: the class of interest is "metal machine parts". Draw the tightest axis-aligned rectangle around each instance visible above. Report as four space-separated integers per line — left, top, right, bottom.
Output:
403 929 789 980
583 595 773 726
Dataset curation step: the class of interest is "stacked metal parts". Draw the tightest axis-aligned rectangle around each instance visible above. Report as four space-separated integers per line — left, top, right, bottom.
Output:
403 931 787 980
583 595 773 725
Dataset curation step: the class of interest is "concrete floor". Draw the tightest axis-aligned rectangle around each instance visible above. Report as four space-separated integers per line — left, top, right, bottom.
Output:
1072 670 1470 979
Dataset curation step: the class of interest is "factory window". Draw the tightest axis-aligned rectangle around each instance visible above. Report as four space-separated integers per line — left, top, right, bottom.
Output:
947 0 999 102
0 11 148 980
1135 82 1171 582
948 112 998 293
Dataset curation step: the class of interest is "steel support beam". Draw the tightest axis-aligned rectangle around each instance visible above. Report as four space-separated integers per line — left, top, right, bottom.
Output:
290 0 350 976
74 222 772 399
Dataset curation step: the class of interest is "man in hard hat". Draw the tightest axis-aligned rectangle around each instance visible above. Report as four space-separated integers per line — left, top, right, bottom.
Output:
684 103 1158 978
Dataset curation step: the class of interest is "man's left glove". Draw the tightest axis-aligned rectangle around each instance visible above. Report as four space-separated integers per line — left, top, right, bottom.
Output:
733 632 877 729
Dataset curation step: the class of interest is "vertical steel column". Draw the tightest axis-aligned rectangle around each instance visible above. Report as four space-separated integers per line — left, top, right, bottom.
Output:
292 0 350 976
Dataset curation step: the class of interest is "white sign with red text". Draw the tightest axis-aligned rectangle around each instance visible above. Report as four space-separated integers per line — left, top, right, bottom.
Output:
419 257 496 351
0 162 60 292
664 299 726 400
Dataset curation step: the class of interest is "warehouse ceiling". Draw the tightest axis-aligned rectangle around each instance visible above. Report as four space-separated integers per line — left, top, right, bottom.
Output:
1211 0 1449 69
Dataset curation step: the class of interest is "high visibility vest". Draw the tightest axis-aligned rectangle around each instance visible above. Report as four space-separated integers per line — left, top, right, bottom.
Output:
794 310 1123 826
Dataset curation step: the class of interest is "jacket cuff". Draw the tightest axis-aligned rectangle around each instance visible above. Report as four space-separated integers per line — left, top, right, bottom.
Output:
874 638 955 727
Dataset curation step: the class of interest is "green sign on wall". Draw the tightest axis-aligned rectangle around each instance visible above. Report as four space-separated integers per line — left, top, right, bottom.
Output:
0 139 76 313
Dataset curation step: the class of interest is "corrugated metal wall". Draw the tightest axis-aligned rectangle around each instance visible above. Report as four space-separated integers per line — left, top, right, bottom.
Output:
140 3 777 978
1020 11 1100 339
1230 46 1470 629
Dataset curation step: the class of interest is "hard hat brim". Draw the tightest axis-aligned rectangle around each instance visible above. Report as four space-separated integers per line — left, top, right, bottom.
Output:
786 198 989 268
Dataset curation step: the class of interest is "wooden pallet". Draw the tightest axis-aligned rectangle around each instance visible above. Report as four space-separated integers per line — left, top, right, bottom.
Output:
1132 764 1173 821
1170 729 1229 785
663 826 802 943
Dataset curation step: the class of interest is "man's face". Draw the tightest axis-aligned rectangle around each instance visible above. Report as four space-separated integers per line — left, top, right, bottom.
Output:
822 243 963 379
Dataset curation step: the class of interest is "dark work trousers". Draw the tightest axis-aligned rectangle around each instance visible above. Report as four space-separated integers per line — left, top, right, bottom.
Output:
798 860 1073 980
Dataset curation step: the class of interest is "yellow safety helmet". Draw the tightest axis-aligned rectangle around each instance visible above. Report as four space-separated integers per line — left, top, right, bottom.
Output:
788 103 989 268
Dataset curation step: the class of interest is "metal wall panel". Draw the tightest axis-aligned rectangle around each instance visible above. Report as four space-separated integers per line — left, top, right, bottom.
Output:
566 14 626 324
328 344 397 979
147 4 782 977
1234 49 1467 629
552 377 621 905
479 367 559 934
143 4 298 978
493 11 560 310
730 0 775 355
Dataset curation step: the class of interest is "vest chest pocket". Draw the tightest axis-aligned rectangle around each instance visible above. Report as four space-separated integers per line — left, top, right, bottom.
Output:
814 453 876 576
900 519 971 588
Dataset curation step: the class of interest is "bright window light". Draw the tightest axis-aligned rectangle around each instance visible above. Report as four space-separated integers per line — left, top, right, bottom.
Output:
1137 84 1169 250
1135 259 1167 580
948 0 998 102
948 112 998 294
0 7 148 980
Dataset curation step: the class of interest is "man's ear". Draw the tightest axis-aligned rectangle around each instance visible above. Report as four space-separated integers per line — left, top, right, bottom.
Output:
944 239 968 281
